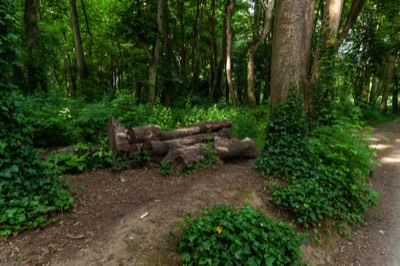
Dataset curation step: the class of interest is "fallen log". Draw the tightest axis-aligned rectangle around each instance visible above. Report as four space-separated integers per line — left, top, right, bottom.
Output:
162 144 208 172
159 120 232 140
107 117 131 157
142 129 230 157
213 137 259 160
127 125 162 144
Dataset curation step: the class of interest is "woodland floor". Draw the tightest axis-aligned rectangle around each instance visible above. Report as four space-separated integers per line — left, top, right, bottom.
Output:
1 119 400 266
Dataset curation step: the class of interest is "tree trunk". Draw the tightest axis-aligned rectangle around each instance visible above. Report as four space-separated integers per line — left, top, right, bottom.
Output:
270 0 310 105
160 120 233 140
107 117 137 157
192 0 204 94
380 53 397 114
247 0 275 107
142 130 230 157
368 76 379 106
312 0 344 83
69 0 87 80
393 69 399 114
162 144 208 172
213 137 259 160
128 125 163 143
263 38 272 102
161 0 174 106
302 0 315 111
225 0 236 106
362 64 371 103
208 0 219 98
178 1 186 73
147 0 164 107
24 0 47 93
338 0 366 43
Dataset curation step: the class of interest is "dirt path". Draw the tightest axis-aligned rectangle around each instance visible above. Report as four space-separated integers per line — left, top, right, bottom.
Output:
0 161 271 265
1 120 400 266
325 119 400 265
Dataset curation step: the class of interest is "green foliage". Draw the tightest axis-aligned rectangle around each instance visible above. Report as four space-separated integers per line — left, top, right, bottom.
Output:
0 92 73 236
256 94 379 228
176 205 305 266
0 0 21 90
255 93 310 179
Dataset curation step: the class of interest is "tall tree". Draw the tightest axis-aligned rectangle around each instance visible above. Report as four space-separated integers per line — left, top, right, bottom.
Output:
379 52 398 114
147 0 164 107
225 0 236 106
24 0 47 92
69 0 87 80
246 0 275 107
192 0 204 94
270 0 311 106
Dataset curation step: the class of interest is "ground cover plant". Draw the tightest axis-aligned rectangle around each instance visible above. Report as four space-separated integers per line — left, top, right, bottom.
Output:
176 204 305 266
0 93 73 237
255 93 379 228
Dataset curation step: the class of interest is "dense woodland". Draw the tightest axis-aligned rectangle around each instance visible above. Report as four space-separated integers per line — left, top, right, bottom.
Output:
1 0 398 109
1 0 400 264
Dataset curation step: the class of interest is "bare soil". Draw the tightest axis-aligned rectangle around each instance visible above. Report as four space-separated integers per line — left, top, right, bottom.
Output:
1 119 399 266
0 160 271 266
324 119 400 266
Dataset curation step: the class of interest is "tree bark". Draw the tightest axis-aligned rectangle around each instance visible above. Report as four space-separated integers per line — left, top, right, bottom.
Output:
142 130 230 157
161 0 174 106
368 76 379 106
312 0 344 83
270 0 310 105
160 120 233 140
162 144 208 172
69 0 87 80
107 117 137 157
393 68 399 114
225 0 236 106
128 125 163 143
178 1 186 73
213 137 259 160
192 0 204 94
247 0 275 107
208 0 219 98
147 0 164 107
338 0 366 44
380 53 397 114
24 0 47 93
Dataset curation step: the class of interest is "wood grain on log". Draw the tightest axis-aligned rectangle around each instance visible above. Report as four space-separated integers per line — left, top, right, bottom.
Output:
162 144 208 172
159 120 232 140
107 117 131 157
142 129 230 157
128 125 162 143
213 137 259 160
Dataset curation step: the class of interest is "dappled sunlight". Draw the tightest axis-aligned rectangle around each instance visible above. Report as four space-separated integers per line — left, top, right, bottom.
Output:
381 157 400 164
364 137 382 142
369 143 393 150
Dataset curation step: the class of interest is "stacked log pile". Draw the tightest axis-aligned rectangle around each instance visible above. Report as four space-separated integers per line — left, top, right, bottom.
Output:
107 117 259 172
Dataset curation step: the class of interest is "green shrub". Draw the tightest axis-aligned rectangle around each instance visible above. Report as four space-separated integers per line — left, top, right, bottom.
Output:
177 205 305 266
0 92 73 236
255 92 311 179
255 92 379 228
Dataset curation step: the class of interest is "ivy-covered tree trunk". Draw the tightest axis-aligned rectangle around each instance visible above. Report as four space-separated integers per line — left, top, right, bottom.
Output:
270 0 310 106
24 0 47 92
69 0 87 80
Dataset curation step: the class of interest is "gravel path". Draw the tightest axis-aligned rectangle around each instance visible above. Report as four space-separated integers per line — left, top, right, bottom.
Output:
327 119 400 265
